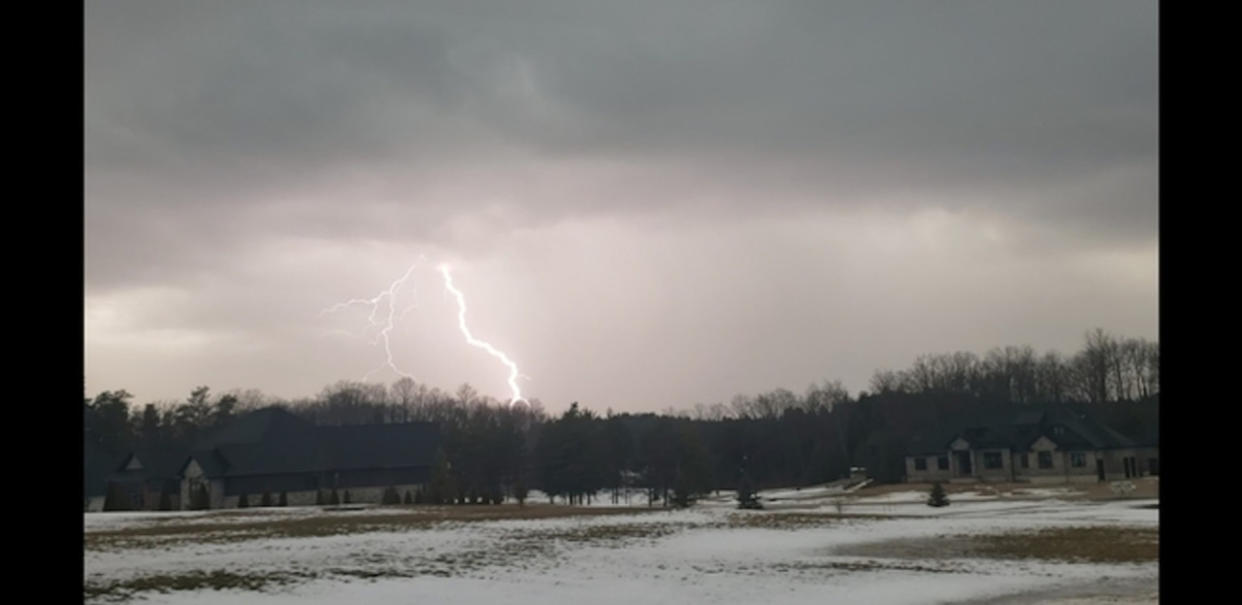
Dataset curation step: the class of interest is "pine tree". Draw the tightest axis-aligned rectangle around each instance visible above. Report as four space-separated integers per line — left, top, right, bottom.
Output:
329 489 340 505
237 493 250 508
315 490 325 506
278 491 288 507
382 486 400 505
260 492 272 507
736 471 762 510
343 490 351 504
403 490 413 505
927 482 950 507
192 484 210 510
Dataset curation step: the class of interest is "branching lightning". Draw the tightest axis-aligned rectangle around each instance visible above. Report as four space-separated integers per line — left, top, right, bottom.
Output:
438 264 526 405
320 261 421 382
321 259 529 406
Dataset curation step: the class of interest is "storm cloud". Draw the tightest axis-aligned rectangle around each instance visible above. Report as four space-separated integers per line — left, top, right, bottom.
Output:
85 0 1158 410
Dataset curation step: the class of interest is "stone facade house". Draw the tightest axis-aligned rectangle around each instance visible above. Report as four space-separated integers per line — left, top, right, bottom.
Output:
904 406 1158 484
178 407 441 509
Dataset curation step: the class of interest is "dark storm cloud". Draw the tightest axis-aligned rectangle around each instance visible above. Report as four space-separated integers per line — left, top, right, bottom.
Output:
85 1 1158 407
87 0 1156 221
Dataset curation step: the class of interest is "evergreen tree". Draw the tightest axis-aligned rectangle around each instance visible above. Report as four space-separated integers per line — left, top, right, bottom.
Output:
329 489 340 505
103 483 130 512
315 490 325 506
191 484 210 510
237 493 249 508
382 486 401 505
343 490 351 504
158 490 172 511
279 491 288 507
403 490 413 505
736 471 762 510
927 482 950 507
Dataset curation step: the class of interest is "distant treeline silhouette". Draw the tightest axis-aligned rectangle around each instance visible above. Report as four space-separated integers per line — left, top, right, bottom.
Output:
85 328 1158 502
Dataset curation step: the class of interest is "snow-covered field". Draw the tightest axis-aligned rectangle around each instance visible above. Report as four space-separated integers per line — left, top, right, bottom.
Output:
84 486 1158 604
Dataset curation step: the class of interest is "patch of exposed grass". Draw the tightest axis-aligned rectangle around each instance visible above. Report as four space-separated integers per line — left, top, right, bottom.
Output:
84 569 313 602
837 526 1158 564
725 512 906 529
84 505 656 551
970 526 1157 563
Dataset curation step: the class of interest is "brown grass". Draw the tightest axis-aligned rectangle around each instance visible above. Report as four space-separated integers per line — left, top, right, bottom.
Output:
854 477 1159 502
85 505 656 551
725 512 913 529
838 525 1158 564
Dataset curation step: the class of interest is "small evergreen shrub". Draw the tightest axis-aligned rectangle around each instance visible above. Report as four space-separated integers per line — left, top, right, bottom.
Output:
382 486 401 505
237 493 250 508
927 482 950 507
278 492 288 507
260 492 272 507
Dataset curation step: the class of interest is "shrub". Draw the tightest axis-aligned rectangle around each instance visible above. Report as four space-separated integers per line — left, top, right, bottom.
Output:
191 485 210 510
315 490 325 506
403 490 413 505
927 482 950 507
260 492 272 507
237 493 249 508
736 473 763 510
278 491 288 507
382 486 401 505
343 490 351 504
329 489 340 505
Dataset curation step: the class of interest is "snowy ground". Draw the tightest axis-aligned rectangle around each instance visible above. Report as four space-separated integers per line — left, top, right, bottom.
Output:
84 486 1158 604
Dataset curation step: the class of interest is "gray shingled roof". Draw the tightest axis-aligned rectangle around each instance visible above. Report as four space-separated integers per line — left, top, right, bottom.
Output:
905 405 1140 456
179 408 441 478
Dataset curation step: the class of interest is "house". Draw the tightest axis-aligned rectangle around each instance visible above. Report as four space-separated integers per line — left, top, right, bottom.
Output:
903 406 1158 484
177 407 441 509
106 445 190 510
84 439 122 512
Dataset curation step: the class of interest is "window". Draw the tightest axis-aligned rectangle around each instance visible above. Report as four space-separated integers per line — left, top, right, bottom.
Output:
1070 452 1086 468
984 452 1003 469
914 457 927 471
1020 453 1030 469
937 456 949 470
1038 451 1053 469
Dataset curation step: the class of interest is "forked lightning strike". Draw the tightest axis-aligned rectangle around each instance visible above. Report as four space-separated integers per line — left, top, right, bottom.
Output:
438 264 526 405
321 262 421 382
322 260 528 405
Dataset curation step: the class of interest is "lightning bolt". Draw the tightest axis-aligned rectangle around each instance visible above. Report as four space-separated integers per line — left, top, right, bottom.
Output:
438 264 527 405
321 261 422 382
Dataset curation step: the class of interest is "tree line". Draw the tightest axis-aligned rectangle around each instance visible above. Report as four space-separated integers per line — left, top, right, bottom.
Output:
84 328 1158 505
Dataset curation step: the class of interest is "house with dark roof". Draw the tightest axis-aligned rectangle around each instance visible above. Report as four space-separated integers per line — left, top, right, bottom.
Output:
904 406 1158 484
106 445 191 510
84 439 124 511
177 407 441 509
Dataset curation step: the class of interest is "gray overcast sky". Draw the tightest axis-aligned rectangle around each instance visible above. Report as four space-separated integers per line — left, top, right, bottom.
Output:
85 0 1158 412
